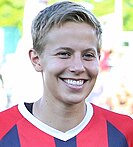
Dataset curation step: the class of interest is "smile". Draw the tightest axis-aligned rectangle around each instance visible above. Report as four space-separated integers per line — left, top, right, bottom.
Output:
63 79 85 86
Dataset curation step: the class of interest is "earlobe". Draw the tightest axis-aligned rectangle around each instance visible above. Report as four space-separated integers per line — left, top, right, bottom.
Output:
29 49 42 72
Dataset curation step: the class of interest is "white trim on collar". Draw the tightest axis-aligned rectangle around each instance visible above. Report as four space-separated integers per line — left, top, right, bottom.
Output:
18 102 93 141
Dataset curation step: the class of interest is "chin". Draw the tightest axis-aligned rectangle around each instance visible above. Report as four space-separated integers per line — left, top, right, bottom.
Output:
65 97 85 105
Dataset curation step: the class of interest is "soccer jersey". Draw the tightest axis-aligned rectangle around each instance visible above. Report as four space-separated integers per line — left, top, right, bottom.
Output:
0 102 133 147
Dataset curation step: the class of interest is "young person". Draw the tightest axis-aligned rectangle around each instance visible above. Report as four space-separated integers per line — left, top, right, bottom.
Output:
0 1 133 146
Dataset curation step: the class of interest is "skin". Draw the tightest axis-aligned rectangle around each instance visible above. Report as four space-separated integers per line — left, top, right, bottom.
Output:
29 22 100 132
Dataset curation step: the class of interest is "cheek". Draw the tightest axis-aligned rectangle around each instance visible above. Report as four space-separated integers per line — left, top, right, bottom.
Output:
86 62 99 77
44 60 66 75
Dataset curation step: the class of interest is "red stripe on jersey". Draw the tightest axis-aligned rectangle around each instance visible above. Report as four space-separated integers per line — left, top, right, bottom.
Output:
77 109 108 147
17 118 56 147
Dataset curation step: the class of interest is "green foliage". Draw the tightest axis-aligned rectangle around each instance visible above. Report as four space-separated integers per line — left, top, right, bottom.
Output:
0 0 25 34
88 0 115 16
123 0 133 31
0 0 133 33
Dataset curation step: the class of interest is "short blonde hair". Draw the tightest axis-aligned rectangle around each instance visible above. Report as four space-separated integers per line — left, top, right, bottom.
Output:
31 1 102 55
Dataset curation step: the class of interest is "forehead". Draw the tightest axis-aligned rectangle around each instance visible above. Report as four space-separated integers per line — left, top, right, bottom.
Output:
46 22 97 51
49 21 96 35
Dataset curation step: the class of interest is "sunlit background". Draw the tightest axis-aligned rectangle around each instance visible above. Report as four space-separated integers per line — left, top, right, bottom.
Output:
0 0 133 116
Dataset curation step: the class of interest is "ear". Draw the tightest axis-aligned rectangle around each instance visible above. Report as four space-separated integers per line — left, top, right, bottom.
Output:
29 49 42 72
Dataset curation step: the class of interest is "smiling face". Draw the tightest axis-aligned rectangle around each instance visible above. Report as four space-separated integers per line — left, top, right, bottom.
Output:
30 22 100 105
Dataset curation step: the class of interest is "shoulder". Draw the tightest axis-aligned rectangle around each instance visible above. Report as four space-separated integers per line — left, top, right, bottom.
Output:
0 105 22 121
92 103 133 122
0 105 23 139
92 104 133 135
92 104 133 146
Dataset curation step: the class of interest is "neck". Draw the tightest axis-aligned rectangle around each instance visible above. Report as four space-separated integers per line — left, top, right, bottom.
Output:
33 98 87 132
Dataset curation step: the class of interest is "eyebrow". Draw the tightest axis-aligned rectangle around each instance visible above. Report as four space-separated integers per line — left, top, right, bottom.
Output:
55 47 73 52
82 48 97 53
55 47 97 53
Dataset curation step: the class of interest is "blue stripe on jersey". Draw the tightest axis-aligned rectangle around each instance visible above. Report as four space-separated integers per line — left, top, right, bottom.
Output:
54 136 76 147
0 125 20 147
107 121 128 147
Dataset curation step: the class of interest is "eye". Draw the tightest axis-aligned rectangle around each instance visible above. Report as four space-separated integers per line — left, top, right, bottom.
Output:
57 51 71 59
83 53 95 60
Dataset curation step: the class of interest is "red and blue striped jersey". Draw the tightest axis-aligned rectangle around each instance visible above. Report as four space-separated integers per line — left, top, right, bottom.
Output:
0 102 133 147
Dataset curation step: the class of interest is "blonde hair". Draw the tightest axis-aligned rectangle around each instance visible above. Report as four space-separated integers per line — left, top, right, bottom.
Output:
31 1 102 55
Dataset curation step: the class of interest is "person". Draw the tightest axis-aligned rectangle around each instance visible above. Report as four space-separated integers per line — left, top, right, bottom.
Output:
0 1 133 146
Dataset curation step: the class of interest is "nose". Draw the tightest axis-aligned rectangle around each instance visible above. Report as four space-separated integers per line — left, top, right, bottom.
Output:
69 54 85 74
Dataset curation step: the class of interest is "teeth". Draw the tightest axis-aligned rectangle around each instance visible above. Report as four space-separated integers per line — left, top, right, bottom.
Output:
64 79 84 86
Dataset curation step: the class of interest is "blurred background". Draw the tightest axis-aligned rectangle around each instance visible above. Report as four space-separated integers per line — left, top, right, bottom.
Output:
0 0 133 116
